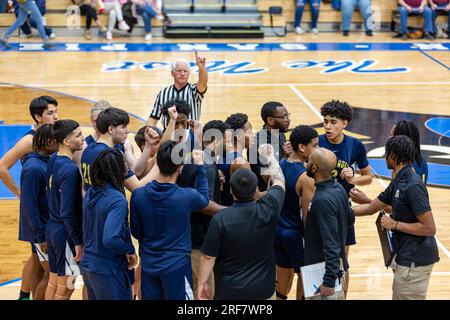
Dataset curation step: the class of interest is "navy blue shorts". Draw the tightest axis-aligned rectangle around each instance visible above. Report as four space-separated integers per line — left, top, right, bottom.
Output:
346 225 356 246
46 223 76 276
82 269 132 300
141 262 194 300
274 226 305 273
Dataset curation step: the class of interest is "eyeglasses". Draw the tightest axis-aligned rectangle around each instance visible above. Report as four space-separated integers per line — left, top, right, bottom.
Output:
271 113 291 120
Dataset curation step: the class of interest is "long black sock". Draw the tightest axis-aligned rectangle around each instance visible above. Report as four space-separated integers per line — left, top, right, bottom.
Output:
18 290 31 300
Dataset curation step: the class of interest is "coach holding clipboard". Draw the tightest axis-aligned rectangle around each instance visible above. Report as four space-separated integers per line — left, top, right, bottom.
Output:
351 135 439 300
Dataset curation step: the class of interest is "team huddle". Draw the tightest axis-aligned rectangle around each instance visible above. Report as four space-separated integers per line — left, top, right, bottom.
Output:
0 56 440 301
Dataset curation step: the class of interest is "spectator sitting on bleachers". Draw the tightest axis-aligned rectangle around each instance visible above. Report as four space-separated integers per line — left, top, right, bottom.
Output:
132 0 163 41
12 0 54 39
341 0 373 36
429 0 450 38
103 0 130 40
397 0 434 40
294 0 321 35
72 0 107 40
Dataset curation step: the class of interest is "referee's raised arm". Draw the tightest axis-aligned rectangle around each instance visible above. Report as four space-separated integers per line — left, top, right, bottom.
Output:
195 51 208 94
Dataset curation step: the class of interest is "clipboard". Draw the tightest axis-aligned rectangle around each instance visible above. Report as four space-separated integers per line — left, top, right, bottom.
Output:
300 261 343 298
375 211 397 268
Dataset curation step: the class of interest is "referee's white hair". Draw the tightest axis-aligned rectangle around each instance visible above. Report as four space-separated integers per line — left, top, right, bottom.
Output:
171 59 191 71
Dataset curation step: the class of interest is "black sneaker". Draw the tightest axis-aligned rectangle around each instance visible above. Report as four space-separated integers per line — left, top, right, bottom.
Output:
365 30 373 36
401 33 408 40
424 32 434 40
343 31 349 36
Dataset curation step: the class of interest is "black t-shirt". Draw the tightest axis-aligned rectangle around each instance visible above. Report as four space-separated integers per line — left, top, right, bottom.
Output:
201 185 285 300
378 165 439 267
304 179 354 288
177 153 221 250
248 129 286 192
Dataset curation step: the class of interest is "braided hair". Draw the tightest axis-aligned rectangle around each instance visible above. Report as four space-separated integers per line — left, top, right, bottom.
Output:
32 124 54 152
393 120 422 166
385 135 415 166
91 149 126 192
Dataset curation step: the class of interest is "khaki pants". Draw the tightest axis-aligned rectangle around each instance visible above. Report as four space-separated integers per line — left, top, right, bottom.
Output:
191 249 215 299
392 263 434 300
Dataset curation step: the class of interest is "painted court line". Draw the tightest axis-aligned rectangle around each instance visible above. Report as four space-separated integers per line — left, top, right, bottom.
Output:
418 51 450 71
288 85 450 260
2 82 450 88
288 84 323 120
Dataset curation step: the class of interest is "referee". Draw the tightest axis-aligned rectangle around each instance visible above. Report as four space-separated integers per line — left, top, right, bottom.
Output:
147 52 208 129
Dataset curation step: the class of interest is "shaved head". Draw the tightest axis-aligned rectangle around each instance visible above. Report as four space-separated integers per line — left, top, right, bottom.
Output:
309 147 337 178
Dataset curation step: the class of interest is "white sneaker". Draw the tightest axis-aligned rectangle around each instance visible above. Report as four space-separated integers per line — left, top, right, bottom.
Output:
156 15 164 21
145 33 152 41
106 31 113 40
49 32 56 39
295 26 305 35
118 20 130 31
311 28 319 35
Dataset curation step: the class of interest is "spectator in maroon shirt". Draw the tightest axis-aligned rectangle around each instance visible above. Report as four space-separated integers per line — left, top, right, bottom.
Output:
397 0 434 40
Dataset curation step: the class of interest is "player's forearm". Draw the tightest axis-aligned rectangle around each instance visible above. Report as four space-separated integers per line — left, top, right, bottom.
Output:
0 166 20 196
353 173 373 186
133 144 152 177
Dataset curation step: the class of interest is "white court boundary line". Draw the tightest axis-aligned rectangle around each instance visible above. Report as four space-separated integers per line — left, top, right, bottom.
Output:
3 271 450 287
287 83 450 260
2 82 450 88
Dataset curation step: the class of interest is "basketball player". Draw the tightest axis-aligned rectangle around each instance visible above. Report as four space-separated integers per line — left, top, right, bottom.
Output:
45 120 84 300
80 107 159 193
81 149 137 300
18 125 58 300
130 141 209 300
318 100 373 296
220 113 264 206
275 125 318 300
0 95 58 300
75 100 155 179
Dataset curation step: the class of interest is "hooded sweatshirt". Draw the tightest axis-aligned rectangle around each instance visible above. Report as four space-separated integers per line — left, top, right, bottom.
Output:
46 154 83 246
81 183 135 275
130 165 209 274
19 152 50 244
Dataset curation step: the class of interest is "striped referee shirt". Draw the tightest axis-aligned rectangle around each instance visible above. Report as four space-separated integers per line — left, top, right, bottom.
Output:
149 82 206 128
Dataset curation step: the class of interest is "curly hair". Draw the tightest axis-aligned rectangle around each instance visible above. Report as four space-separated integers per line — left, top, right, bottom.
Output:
225 113 248 130
203 120 231 145
385 135 415 166
289 125 318 152
161 99 191 118
320 100 353 123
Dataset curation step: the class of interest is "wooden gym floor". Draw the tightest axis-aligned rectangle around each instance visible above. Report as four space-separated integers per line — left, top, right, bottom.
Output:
0 33 449 299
